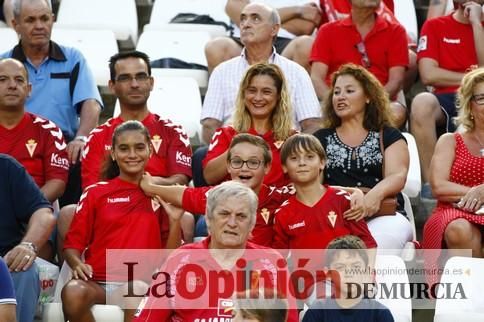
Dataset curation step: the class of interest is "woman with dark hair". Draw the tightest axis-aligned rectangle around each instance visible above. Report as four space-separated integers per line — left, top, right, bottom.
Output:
203 63 295 188
313 64 413 251
61 121 182 322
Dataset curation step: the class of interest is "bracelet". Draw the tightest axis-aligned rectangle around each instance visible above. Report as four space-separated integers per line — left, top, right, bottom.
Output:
74 135 88 143
20 242 38 254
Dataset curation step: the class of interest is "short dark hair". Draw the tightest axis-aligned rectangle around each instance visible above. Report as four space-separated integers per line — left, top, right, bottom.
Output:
109 51 151 82
227 133 272 166
325 235 369 267
280 133 326 165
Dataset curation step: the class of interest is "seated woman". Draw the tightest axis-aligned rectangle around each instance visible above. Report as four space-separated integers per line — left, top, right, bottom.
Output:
423 68 484 284
313 64 413 251
61 121 182 322
203 63 295 189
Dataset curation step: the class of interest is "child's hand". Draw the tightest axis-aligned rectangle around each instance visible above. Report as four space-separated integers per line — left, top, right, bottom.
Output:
344 189 366 221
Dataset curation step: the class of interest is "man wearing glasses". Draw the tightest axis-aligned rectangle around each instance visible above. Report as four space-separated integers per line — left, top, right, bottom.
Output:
56 51 193 258
310 0 408 128
410 0 484 199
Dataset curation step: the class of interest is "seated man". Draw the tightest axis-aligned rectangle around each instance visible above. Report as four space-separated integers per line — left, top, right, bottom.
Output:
0 154 55 322
57 51 193 261
410 0 483 198
201 2 321 145
0 258 16 322
205 0 322 73
0 58 68 261
310 0 409 128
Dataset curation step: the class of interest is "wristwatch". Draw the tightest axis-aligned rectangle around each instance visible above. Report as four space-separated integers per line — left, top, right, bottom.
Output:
20 241 38 254
74 135 88 143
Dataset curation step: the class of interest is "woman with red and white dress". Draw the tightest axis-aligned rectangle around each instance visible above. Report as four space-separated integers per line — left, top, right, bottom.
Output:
423 68 484 284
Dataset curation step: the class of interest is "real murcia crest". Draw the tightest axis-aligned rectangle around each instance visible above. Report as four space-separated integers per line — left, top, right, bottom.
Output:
151 135 162 153
328 211 337 228
151 198 161 212
274 140 284 149
26 139 37 157
260 208 270 224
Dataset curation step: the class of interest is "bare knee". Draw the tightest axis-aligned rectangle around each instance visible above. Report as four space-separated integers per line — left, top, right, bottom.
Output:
390 102 407 129
62 280 96 313
444 219 474 247
410 93 441 123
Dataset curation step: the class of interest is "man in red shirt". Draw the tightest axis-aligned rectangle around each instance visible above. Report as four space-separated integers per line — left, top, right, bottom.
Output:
310 0 409 128
133 181 299 322
57 51 193 260
0 58 68 261
410 0 483 198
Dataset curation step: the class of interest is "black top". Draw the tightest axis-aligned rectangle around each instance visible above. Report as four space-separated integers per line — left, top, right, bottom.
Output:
302 298 395 322
313 127 406 211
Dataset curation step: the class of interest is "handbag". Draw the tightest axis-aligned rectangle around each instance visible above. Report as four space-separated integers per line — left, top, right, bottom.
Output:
361 130 398 216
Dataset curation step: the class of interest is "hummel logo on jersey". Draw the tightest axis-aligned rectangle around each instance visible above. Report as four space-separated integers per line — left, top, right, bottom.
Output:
107 197 130 203
443 37 460 44
176 151 191 167
288 220 305 230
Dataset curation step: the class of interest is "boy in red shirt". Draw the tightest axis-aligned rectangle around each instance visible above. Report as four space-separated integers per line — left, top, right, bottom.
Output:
273 134 376 250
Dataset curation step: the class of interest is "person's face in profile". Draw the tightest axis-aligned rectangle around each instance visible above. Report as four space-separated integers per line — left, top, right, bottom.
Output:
332 74 368 122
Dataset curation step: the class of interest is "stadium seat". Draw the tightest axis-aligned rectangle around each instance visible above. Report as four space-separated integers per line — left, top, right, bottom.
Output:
51 27 119 87
394 0 419 45
374 255 412 322
402 132 421 199
0 27 18 54
434 257 484 322
43 262 124 322
401 192 418 262
136 30 211 90
55 0 138 49
149 0 230 27
114 75 203 145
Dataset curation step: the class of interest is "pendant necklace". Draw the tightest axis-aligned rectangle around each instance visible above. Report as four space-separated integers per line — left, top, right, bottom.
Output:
474 132 484 157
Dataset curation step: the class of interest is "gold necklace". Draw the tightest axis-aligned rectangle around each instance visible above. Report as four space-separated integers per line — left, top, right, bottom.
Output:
474 132 484 157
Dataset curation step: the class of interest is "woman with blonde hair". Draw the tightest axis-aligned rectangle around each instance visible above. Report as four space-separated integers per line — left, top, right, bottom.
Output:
423 68 484 283
203 63 295 188
313 63 413 251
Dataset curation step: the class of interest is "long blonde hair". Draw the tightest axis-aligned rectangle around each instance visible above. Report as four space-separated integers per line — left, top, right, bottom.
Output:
456 68 484 131
232 63 293 141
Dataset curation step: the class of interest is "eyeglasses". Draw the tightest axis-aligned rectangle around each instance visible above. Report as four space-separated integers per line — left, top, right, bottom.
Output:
229 157 263 170
115 73 150 83
472 94 484 105
355 42 371 68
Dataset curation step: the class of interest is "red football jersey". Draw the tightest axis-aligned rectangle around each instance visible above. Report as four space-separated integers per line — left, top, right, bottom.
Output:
182 184 295 246
0 112 68 187
417 14 482 94
133 237 298 322
64 177 169 281
272 186 377 250
203 126 291 188
81 113 192 189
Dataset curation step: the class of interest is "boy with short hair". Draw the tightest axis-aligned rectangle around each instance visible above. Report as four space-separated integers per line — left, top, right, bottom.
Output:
272 133 377 250
302 235 394 322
